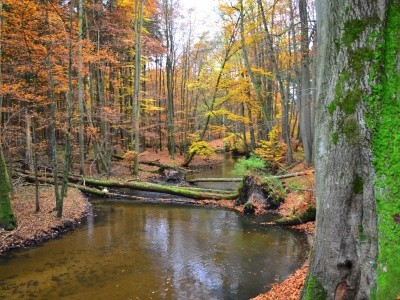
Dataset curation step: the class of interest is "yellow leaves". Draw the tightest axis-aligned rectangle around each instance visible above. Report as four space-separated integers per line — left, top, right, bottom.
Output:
254 126 287 171
188 141 216 158
205 109 250 124
116 0 134 7
251 67 273 77
141 98 164 112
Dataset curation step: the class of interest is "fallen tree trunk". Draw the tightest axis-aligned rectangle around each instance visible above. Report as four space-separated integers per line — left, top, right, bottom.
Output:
187 171 314 183
272 170 314 180
187 177 242 183
15 172 238 201
16 172 206 205
80 178 238 200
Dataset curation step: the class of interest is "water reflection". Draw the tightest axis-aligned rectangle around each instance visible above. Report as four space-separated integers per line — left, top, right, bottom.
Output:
186 153 240 190
0 201 308 299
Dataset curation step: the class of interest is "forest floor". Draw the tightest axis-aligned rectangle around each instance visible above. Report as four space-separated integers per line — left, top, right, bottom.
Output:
4 146 315 299
0 186 90 255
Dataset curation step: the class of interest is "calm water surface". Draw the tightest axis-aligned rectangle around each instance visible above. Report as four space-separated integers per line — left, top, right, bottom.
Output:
0 201 308 300
186 153 240 190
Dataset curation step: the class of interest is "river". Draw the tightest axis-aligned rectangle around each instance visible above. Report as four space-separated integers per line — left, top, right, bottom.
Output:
0 154 308 299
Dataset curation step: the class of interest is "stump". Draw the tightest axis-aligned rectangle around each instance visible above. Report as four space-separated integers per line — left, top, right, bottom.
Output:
238 175 282 210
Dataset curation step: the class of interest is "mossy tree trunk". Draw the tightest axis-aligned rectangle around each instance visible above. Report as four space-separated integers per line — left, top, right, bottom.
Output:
303 1 400 299
0 149 17 230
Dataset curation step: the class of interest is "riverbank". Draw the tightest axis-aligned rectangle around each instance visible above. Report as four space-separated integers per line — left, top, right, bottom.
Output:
3 149 314 299
0 186 90 255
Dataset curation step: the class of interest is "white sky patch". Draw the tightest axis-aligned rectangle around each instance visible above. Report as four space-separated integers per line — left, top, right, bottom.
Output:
179 0 220 38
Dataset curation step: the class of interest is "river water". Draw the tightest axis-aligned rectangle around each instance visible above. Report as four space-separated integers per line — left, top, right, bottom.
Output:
0 155 309 300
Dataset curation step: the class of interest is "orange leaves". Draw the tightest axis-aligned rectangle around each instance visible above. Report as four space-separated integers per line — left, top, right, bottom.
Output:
123 150 137 164
251 266 308 300
86 127 100 140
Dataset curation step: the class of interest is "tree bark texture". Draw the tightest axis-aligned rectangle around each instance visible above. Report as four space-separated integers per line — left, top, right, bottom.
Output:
299 0 314 165
0 149 16 230
303 1 400 299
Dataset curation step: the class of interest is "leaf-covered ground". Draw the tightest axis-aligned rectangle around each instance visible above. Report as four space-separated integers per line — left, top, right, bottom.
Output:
251 266 309 300
0 186 90 255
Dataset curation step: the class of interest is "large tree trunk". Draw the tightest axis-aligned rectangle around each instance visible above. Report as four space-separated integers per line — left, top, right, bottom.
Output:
303 1 400 299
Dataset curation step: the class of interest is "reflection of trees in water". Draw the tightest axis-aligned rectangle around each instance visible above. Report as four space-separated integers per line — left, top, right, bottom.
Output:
142 207 308 299
0 203 308 299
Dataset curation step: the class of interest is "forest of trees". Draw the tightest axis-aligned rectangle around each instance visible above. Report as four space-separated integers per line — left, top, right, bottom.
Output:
0 0 316 216
0 0 399 299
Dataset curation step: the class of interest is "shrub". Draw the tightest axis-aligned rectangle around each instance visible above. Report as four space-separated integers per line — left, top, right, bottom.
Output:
233 155 266 176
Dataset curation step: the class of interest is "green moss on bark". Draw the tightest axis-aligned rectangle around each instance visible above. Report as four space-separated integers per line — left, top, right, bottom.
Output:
342 88 362 114
365 4 400 299
353 173 364 195
0 152 17 230
332 132 339 145
342 16 380 47
349 47 374 77
358 224 367 242
343 116 361 145
302 274 327 300
328 69 362 146
342 19 369 47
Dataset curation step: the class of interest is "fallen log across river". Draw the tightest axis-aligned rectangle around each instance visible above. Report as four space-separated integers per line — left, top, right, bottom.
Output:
15 172 238 201
187 171 314 183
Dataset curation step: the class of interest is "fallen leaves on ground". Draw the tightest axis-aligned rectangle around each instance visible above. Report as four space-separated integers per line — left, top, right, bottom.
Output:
251 266 309 300
0 186 89 255
289 222 316 235
105 149 225 181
